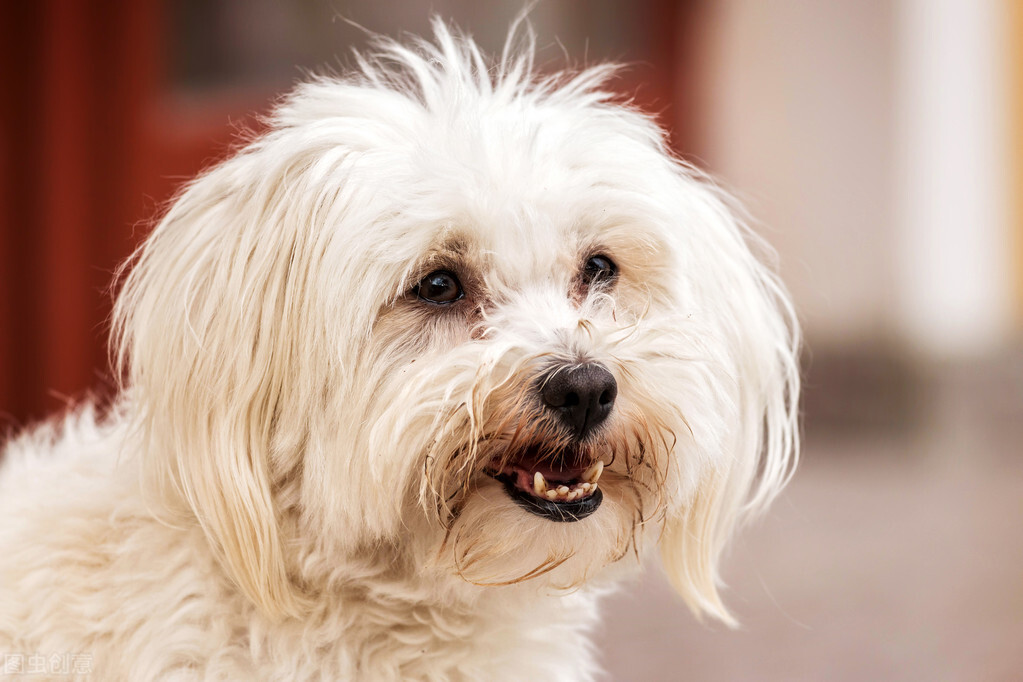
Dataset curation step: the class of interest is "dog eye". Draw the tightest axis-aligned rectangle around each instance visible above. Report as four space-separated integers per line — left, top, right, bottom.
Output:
582 255 617 287
415 270 464 304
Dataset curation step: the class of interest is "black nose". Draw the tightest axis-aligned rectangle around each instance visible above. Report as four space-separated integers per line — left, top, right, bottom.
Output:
540 364 617 439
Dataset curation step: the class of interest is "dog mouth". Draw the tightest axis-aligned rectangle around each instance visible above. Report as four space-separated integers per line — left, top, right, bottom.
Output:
486 446 604 522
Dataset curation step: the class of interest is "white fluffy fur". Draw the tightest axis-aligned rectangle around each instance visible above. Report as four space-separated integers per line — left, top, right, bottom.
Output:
0 20 799 681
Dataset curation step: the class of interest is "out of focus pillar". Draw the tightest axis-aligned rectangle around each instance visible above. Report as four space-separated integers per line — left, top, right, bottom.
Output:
895 0 1014 358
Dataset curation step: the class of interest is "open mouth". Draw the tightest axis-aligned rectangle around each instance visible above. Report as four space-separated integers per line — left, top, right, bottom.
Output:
488 447 605 522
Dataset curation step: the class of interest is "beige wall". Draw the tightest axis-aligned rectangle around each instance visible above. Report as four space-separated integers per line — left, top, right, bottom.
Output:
693 0 1017 357
695 0 898 348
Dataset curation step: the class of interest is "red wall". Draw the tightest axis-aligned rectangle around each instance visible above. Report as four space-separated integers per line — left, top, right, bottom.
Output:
0 1 269 427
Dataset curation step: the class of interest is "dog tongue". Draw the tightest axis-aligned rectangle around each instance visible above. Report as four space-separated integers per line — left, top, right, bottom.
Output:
504 460 589 494
526 460 586 483
503 446 587 483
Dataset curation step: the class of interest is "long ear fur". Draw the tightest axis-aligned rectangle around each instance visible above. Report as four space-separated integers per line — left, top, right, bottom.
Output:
660 184 801 625
111 136 345 619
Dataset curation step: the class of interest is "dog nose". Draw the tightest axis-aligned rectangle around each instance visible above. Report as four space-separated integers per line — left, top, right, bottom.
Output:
541 364 617 439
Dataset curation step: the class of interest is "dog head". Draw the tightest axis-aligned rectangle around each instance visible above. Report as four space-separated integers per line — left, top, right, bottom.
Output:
113 21 799 624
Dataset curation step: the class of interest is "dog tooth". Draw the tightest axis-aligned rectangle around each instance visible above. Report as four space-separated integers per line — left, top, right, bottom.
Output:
580 482 591 492
545 490 558 500
533 472 548 496
557 485 570 496
583 460 604 484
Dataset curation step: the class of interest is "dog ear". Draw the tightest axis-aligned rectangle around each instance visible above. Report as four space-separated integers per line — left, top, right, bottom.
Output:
660 475 733 623
111 144 337 619
659 187 801 625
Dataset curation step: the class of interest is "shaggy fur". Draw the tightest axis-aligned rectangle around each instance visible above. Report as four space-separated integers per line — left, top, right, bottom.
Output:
0 20 799 681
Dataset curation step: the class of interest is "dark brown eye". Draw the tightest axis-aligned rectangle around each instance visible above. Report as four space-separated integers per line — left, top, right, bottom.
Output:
582 255 617 287
415 270 464 304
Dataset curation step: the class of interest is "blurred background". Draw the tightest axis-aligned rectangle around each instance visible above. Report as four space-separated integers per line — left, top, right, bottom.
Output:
1 1 1021 680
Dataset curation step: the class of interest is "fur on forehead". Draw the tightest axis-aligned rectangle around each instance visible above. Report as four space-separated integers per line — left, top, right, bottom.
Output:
264 20 700 308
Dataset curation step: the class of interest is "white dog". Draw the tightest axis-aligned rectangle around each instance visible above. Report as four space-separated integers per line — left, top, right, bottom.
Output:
0 20 799 681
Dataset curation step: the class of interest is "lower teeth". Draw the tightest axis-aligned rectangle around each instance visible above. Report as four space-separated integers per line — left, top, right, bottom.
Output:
539 481 596 501
527 462 605 500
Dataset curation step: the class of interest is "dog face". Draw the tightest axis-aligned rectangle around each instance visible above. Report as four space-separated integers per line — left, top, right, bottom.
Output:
113 22 799 624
